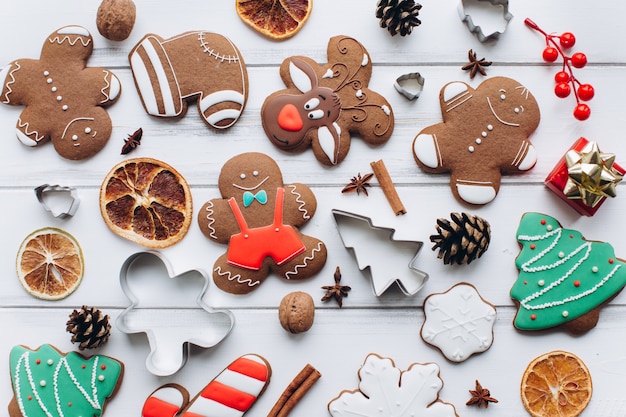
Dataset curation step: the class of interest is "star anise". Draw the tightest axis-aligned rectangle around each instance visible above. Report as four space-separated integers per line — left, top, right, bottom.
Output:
342 172 374 196
321 266 351 308
466 380 498 408
462 49 492 79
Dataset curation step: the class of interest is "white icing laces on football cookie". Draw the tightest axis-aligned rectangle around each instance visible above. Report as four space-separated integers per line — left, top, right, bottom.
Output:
421 283 496 362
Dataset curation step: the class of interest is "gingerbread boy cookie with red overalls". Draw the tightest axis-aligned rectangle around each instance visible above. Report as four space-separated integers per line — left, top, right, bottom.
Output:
412 76 540 205
198 152 327 294
0 26 121 160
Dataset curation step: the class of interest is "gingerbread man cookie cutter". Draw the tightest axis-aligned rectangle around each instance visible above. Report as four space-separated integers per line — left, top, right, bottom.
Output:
332 209 428 296
34 184 80 218
458 0 513 42
116 251 234 376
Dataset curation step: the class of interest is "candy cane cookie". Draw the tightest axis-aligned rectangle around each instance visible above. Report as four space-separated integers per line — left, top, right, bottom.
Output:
142 354 271 417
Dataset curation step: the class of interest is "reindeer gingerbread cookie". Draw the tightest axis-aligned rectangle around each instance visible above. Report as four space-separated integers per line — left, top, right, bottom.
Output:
0 26 121 160
413 76 540 205
198 152 327 294
261 36 394 166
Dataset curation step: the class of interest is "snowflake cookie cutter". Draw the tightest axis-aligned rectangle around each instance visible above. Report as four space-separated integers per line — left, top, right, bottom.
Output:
116 251 234 376
332 209 428 296
394 72 425 101
34 184 80 218
458 0 513 42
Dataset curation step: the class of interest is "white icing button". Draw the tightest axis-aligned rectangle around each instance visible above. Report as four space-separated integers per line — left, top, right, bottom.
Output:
538 280 545 286
547 225 553 231
43 71 50 76
481 131 487 137
592 266 598 273
558 251 565 258
244 234 249 239
47 359 53 365
253 170 258 176
562 311 569 318
51 86 57 92
56 96 62 101
72 135 78 140
487 124 493 131
475 138 482 144
98 375 105 382
40 380 46 387
62 105 68 111
500 94 506 100
46 78 52 84
468 146 475 152
84 127 92 134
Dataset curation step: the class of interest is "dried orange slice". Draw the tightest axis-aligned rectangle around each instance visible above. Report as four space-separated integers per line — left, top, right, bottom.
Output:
16 228 84 300
100 158 192 248
521 350 592 417
236 0 312 40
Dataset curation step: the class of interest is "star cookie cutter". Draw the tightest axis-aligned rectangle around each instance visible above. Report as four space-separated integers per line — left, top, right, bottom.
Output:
394 72 425 101
332 209 428 296
35 184 80 219
116 251 234 376
458 0 513 42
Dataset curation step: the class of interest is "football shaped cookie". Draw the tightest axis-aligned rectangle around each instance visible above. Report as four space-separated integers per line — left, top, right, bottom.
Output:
412 76 540 205
261 36 394 166
198 152 327 294
0 26 121 160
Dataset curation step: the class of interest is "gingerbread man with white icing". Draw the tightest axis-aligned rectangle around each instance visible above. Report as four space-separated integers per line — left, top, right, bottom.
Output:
413 76 540 205
198 152 327 294
0 26 121 160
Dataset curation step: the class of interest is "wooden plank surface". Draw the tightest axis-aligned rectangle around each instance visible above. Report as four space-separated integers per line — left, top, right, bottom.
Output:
1 0 625 416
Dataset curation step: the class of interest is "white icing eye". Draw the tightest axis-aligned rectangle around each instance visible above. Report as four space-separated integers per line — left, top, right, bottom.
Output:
240 173 246 179
307 109 324 120
84 127 92 134
304 98 320 110
252 170 259 176
72 135 78 141
500 94 506 100
514 108 520 114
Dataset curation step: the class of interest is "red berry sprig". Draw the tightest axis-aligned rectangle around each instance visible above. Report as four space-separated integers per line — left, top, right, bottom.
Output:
525 18 594 121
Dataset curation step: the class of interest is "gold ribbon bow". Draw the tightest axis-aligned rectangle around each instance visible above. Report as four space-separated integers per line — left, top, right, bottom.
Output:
564 141 623 207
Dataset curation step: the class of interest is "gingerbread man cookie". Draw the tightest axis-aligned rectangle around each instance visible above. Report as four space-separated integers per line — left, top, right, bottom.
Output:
198 152 327 294
412 76 540 205
261 36 394 166
0 26 121 160
129 31 248 130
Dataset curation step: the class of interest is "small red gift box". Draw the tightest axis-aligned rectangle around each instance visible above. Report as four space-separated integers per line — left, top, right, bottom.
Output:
545 137 625 216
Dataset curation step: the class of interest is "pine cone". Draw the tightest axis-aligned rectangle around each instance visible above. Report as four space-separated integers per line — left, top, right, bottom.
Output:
66 305 111 350
430 213 491 265
376 0 422 36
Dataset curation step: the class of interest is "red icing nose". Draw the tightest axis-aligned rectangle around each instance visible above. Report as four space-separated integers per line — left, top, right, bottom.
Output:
277 104 303 132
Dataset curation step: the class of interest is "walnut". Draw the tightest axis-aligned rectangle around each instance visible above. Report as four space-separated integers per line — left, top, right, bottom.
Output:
96 0 136 41
279 292 315 334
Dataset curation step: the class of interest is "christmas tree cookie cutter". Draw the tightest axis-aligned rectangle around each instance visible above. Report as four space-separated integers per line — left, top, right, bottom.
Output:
458 0 513 42
34 184 80 218
116 251 234 376
332 209 428 296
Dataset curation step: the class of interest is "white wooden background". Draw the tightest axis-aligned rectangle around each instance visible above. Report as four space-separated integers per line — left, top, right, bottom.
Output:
2 0 626 416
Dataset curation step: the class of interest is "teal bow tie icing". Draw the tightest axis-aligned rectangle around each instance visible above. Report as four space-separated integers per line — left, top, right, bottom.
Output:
243 190 268 207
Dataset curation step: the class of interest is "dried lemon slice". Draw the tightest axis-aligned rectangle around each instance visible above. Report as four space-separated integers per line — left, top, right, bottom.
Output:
100 158 192 248
16 228 84 300
236 0 312 40
521 350 592 417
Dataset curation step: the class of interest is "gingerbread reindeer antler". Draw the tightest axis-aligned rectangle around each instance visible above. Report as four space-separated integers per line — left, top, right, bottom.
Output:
261 36 394 166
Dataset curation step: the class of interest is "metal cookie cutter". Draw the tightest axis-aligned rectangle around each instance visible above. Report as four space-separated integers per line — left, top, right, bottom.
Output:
116 251 234 376
35 184 80 218
332 209 428 296
458 0 513 42
394 72 425 101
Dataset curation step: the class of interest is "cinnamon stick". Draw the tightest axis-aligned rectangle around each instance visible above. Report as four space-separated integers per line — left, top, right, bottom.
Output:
266 363 321 417
370 159 407 215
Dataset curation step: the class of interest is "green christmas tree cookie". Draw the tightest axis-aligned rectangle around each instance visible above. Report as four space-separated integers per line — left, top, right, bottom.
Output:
9 344 123 417
511 212 626 333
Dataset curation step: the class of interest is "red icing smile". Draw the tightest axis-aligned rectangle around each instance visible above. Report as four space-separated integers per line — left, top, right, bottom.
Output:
278 104 303 131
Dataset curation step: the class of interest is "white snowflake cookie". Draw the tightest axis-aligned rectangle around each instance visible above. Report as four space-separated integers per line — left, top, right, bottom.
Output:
328 353 458 417
421 283 496 362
